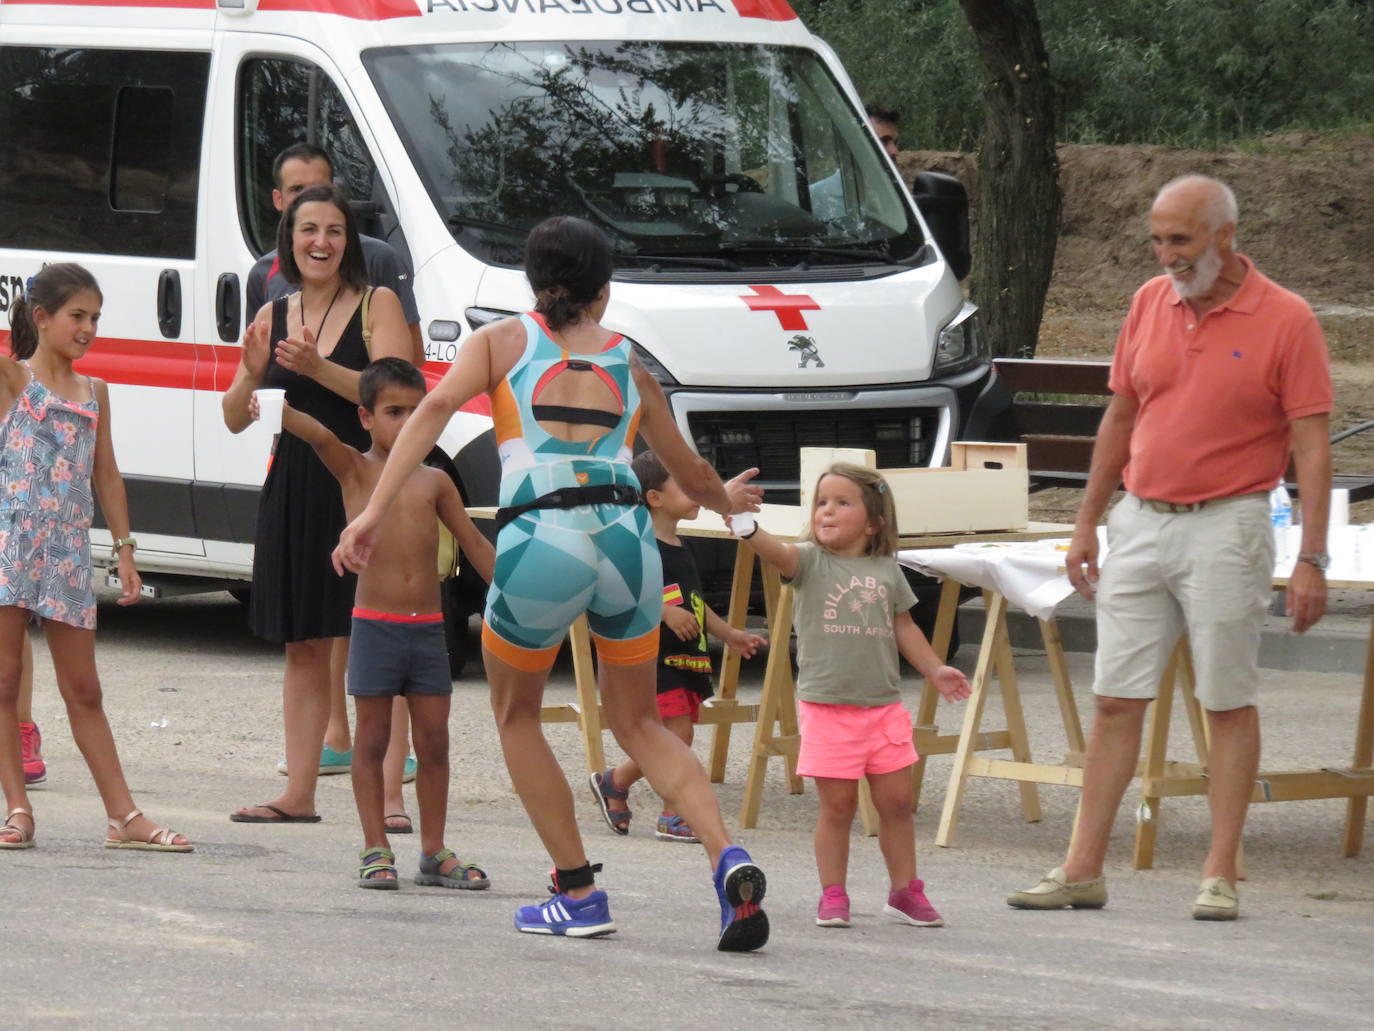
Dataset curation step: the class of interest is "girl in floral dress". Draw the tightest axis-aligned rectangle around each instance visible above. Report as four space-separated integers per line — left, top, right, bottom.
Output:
0 263 191 853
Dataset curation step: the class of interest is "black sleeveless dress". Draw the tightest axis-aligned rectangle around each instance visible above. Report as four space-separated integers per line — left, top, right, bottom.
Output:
249 295 371 643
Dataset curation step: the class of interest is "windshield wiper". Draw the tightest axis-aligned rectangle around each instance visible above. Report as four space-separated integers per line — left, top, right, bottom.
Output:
721 242 905 265
619 252 741 272
446 213 525 236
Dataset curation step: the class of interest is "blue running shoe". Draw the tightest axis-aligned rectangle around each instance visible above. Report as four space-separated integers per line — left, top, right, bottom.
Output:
514 890 617 938
713 845 769 952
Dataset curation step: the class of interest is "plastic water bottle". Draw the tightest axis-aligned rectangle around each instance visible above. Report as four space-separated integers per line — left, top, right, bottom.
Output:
1269 485 1292 529
1269 484 1292 562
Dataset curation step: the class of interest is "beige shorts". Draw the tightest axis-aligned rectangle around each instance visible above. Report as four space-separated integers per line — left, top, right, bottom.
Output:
1093 492 1274 712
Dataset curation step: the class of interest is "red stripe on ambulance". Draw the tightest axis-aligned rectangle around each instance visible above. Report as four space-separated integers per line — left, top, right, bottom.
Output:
731 0 796 19
52 337 491 417
4 0 422 17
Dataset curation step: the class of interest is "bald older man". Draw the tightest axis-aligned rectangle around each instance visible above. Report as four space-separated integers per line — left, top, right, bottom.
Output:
1008 176 1333 920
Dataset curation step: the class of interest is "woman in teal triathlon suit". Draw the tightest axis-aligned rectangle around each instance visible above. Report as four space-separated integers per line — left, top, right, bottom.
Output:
335 216 770 952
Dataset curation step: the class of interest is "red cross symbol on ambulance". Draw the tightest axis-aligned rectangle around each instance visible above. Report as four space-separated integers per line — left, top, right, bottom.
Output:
739 285 821 331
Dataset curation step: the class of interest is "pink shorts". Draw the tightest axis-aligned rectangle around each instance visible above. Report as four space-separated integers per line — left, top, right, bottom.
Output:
796 700 919 780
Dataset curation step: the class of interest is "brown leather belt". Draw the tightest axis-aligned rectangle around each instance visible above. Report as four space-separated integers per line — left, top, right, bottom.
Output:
1136 490 1266 514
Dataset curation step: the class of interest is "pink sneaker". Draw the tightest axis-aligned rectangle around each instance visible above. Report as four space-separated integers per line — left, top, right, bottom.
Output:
816 885 851 927
19 722 45 786
885 878 944 927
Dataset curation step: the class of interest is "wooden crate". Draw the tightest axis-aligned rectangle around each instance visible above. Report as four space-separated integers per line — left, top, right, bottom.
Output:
884 442 1028 534
798 443 1028 535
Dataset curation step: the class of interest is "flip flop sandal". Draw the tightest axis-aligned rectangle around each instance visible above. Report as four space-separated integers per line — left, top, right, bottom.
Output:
415 848 490 890
229 804 323 824
105 808 193 852
588 769 631 835
359 847 400 890
384 813 414 834
0 806 35 850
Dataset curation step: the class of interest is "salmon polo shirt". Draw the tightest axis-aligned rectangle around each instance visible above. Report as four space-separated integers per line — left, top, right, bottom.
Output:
1109 255 1332 505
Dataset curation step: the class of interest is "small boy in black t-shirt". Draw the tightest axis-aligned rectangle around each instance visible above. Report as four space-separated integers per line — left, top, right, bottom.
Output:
588 450 766 843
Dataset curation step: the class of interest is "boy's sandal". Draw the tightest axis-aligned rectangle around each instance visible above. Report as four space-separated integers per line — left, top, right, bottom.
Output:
0 807 35 850
384 813 414 834
358 847 400 890
414 848 489 890
654 813 701 843
588 768 631 835
105 808 193 853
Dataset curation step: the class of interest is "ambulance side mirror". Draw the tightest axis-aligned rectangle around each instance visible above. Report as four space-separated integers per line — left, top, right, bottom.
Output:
912 171 971 281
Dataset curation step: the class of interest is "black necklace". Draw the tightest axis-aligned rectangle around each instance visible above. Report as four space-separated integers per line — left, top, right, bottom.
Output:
302 286 342 342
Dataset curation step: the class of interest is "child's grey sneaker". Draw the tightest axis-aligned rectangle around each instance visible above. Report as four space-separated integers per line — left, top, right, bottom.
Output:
1006 867 1107 910
1192 876 1238 920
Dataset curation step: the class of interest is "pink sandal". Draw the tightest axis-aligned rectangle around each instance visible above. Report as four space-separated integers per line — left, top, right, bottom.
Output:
105 808 193 853
0 807 35 850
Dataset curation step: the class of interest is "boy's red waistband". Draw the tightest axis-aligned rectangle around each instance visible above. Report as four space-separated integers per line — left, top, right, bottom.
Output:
352 607 444 624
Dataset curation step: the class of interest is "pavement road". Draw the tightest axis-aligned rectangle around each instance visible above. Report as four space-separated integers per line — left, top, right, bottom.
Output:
5 589 1374 1030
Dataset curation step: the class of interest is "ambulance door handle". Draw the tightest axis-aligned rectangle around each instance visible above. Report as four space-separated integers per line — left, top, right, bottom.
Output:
216 273 241 343
157 269 182 338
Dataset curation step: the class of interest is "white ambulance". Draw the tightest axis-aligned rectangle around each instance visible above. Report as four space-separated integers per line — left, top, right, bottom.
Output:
0 0 994 634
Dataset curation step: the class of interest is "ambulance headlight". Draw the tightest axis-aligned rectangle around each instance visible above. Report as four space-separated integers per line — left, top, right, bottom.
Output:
464 307 516 331
932 302 982 376
628 339 678 386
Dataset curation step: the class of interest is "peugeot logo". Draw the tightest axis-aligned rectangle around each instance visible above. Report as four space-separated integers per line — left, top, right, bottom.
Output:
788 334 825 369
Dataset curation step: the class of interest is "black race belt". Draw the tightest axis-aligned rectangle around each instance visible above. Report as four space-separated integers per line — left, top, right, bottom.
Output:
495 483 644 531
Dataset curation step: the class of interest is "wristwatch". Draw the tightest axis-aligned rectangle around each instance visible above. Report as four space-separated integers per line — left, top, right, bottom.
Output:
111 536 138 557
1296 551 1330 572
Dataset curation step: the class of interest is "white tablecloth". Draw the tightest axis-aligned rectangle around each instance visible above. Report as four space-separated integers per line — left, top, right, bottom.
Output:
899 524 1374 621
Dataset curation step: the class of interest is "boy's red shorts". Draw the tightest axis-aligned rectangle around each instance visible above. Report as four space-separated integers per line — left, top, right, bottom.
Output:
656 686 703 722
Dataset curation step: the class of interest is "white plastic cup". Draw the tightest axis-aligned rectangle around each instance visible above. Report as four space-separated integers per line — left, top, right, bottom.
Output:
1330 488 1351 530
730 513 756 538
254 388 286 434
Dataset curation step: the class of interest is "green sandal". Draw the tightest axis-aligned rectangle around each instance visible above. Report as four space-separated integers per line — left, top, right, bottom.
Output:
414 848 489 890
358 847 400 890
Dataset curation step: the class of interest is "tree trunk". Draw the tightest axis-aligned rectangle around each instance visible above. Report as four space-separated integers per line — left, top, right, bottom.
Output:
957 0 1060 358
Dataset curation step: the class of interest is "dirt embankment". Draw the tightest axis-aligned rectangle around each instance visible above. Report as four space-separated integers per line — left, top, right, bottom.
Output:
902 132 1374 520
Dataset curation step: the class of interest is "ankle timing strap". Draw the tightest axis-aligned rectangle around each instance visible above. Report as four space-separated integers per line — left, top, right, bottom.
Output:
495 484 643 531
551 862 603 893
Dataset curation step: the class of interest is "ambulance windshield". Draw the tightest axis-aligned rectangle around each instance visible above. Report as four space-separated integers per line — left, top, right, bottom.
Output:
364 41 926 273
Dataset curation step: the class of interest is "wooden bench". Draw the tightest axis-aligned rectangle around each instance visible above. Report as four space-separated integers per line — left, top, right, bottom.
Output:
991 358 1108 491
993 358 1374 502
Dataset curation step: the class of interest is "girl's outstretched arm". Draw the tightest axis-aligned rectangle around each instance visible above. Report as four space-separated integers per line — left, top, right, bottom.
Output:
893 610 970 701
737 524 801 581
334 324 497 572
89 379 141 605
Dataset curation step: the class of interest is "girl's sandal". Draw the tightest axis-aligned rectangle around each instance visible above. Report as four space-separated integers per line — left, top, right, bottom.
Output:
358 847 400 890
0 807 35 850
414 848 489 890
105 808 193 853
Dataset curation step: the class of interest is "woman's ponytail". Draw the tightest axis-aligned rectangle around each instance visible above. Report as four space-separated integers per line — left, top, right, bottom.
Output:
525 217 613 331
9 263 102 360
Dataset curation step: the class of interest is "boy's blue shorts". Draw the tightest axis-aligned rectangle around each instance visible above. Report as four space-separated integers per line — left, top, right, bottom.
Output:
346 610 451 697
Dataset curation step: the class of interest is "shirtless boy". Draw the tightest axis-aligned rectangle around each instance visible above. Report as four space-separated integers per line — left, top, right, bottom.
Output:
275 357 495 889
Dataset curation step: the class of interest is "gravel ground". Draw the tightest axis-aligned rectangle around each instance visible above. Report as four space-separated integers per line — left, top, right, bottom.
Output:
5 587 1373 1030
